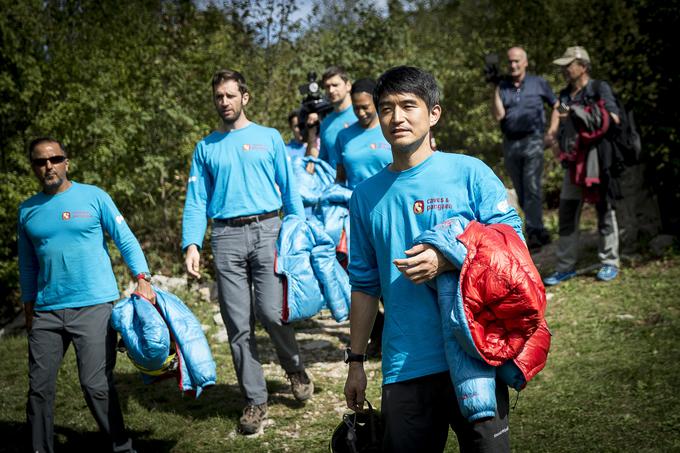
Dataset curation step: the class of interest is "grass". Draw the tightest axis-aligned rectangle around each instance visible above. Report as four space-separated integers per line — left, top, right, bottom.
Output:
1 252 679 452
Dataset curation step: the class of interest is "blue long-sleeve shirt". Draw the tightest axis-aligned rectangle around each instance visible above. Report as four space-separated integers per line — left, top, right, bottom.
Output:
17 181 149 310
182 123 304 250
348 151 523 385
336 122 392 190
319 105 357 168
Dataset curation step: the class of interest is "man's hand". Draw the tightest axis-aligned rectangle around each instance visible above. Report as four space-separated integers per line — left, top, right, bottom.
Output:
185 244 201 279
304 112 320 174
344 363 367 412
134 279 156 304
393 243 453 284
24 301 35 332
306 113 319 130
544 131 557 148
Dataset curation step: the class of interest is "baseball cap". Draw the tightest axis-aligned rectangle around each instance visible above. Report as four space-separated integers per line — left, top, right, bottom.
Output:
553 46 591 66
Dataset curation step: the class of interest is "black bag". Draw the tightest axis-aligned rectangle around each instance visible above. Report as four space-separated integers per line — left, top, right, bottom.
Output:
330 400 383 453
592 80 642 168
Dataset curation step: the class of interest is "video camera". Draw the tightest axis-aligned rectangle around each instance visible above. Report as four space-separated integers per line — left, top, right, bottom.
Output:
298 72 333 140
483 53 506 85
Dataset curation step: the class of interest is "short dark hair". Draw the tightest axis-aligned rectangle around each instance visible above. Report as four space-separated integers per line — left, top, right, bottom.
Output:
351 78 376 96
211 69 249 95
321 66 350 84
27 137 66 161
288 109 300 125
374 66 440 110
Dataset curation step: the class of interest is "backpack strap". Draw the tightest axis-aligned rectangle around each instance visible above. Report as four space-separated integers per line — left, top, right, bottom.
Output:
589 79 603 102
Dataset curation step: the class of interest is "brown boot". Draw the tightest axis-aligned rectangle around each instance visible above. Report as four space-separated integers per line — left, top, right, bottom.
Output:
239 402 268 435
288 370 314 401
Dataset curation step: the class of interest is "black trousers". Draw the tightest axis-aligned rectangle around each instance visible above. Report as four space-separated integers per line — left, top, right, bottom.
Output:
382 372 510 453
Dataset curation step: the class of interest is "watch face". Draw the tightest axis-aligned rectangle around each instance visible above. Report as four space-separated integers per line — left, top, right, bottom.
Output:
344 349 350 363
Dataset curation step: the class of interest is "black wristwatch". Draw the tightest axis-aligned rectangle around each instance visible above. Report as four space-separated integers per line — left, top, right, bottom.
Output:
344 348 367 364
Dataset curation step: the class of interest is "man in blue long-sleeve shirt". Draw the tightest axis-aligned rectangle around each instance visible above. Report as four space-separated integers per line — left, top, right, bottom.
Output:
182 69 312 435
18 137 153 453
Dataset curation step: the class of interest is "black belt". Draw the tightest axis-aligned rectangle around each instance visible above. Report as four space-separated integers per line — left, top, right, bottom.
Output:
215 210 279 227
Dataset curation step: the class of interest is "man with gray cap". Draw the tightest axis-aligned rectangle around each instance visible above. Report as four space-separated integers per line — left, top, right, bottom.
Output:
491 46 560 251
544 46 621 286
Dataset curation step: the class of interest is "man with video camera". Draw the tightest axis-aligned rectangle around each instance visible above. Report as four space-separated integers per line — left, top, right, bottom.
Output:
490 47 560 251
305 66 357 173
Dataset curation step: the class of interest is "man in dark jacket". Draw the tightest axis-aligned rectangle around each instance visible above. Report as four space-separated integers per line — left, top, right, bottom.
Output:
544 46 621 286
491 47 560 251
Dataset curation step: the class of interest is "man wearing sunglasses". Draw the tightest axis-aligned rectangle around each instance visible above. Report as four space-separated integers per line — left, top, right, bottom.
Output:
17 137 153 453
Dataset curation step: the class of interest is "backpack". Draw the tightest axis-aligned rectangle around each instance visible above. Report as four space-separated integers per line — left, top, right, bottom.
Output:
592 80 642 168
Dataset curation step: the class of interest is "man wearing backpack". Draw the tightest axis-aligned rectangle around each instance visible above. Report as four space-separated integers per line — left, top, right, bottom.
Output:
544 46 621 286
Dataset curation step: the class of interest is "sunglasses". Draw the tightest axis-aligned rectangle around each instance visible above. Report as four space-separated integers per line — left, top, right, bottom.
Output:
31 155 67 167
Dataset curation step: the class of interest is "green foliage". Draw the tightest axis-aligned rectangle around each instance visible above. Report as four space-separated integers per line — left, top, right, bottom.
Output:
1 0 677 312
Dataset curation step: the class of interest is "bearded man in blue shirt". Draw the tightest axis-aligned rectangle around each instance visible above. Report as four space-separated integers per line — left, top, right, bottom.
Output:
344 66 521 452
182 69 312 435
18 137 153 453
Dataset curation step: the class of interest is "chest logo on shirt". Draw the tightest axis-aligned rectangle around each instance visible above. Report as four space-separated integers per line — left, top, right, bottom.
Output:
426 197 453 212
414 197 454 215
62 211 93 221
369 143 390 150
242 143 268 152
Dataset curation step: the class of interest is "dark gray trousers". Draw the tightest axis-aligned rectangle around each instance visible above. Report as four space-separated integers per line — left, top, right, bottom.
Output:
503 133 547 237
27 302 132 453
555 172 620 272
211 216 304 406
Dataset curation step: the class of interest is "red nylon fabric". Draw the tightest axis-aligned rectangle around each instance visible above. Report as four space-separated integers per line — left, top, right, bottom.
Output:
457 221 547 367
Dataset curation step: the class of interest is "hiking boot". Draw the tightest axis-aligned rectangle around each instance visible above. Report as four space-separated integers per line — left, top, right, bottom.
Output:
239 402 268 435
596 265 619 282
288 370 314 401
543 270 576 286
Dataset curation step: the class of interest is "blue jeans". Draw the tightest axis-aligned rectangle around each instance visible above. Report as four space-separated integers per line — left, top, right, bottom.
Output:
503 133 546 237
211 215 304 405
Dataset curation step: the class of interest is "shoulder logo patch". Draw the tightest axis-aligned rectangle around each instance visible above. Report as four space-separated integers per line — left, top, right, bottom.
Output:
497 200 510 213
